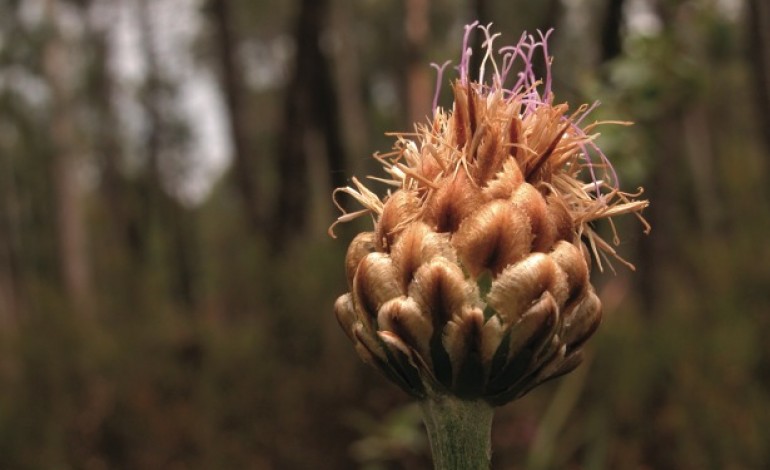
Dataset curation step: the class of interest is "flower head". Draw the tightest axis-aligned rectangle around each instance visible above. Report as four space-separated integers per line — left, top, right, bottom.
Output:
332 24 648 405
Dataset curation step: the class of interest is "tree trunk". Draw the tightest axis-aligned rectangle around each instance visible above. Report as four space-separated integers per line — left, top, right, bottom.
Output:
748 0 770 175
137 0 198 312
600 0 625 63
209 0 262 232
0 188 21 324
271 0 347 249
42 0 94 317
404 0 432 124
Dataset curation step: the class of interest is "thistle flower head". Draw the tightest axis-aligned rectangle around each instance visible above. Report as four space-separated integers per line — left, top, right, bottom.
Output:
332 24 649 405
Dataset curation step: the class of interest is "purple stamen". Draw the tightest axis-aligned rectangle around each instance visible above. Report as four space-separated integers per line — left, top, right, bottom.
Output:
459 21 479 84
568 121 620 194
500 52 515 87
430 60 452 116
537 29 555 100
452 23 620 193
476 22 502 86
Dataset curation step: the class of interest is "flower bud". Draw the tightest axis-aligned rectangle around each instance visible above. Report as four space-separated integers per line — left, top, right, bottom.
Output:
332 24 648 404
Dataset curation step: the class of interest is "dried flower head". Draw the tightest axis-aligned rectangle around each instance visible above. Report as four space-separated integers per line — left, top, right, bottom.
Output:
331 24 649 406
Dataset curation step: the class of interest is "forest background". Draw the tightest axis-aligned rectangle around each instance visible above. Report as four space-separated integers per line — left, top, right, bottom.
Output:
1 0 769 468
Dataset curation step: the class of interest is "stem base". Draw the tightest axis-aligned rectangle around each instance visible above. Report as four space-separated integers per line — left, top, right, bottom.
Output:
420 396 494 470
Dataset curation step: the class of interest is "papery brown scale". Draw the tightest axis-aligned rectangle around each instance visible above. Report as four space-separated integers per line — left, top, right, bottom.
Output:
466 81 478 138
525 121 570 184
473 127 506 184
353 252 403 324
443 308 485 370
390 222 455 289
485 293 559 396
409 259 471 328
353 323 389 365
376 190 420 250
549 241 589 302
530 330 564 369
334 294 358 343
483 160 525 200
452 82 470 149
505 293 559 361
560 290 602 351
420 145 444 182
345 232 376 286
480 315 506 366
452 199 533 278
443 307 486 396
377 296 433 364
510 183 557 252
529 340 573 383
353 328 426 398
425 170 481 233
523 105 566 159
487 253 559 323
547 263 571 308
377 330 427 396
508 342 570 400
508 115 522 160
546 194 575 242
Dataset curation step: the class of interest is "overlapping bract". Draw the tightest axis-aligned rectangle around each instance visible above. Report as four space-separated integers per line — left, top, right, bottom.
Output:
335 178 601 405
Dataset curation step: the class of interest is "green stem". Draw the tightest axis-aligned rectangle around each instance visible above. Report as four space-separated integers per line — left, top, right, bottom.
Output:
419 396 494 470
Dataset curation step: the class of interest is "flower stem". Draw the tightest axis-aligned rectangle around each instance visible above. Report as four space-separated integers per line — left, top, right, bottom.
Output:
419 395 494 470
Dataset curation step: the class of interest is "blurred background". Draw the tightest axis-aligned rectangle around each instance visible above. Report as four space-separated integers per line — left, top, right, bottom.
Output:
0 0 769 468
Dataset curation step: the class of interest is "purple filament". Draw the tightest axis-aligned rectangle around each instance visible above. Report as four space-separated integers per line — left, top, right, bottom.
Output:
458 21 479 84
430 60 452 116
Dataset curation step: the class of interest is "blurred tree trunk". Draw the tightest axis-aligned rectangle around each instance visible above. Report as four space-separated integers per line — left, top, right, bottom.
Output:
209 0 262 232
600 0 625 63
683 105 720 232
634 5 692 314
0 170 21 323
404 0 431 124
601 0 625 63
748 0 770 169
332 1 370 175
271 0 346 249
137 0 198 311
42 0 94 317
90 29 141 312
